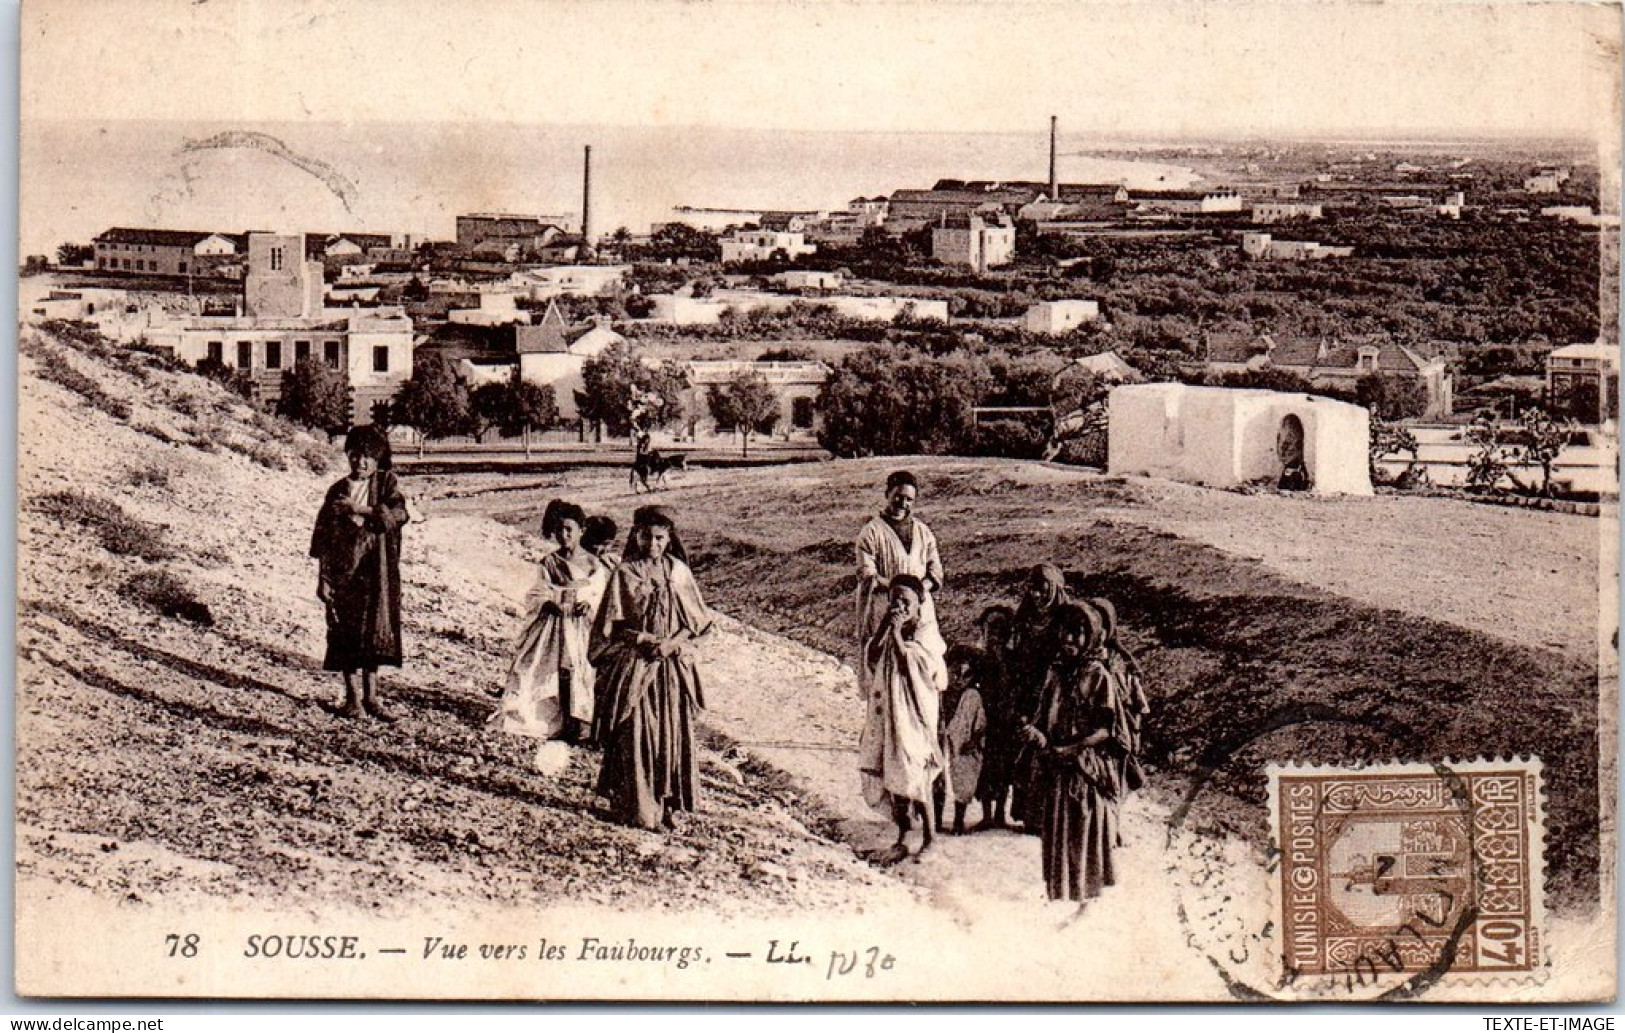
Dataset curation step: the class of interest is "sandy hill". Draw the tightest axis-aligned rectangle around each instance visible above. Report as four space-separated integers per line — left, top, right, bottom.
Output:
15 322 904 919
427 455 1610 914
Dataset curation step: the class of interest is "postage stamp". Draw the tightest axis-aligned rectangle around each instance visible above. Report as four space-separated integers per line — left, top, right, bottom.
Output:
1269 759 1545 991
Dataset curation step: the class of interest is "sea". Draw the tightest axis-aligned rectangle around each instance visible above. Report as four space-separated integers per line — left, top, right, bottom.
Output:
19 120 1200 257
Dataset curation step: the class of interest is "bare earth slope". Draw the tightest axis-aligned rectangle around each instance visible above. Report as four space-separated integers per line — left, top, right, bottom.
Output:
15 326 908 919
435 458 1609 912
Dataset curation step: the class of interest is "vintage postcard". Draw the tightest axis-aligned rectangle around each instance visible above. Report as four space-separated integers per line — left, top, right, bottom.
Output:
13 0 1620 1003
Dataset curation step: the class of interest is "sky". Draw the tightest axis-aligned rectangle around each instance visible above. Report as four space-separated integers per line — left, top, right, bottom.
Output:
18 0 1624 141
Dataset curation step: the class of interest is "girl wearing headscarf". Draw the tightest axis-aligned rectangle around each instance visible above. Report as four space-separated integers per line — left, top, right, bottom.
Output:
1087 596 1150 799
309 425 409 720
1009 563 1071 828
855 471 946 697
494 499 609 752
1019 603 1130 904
591 506 714 830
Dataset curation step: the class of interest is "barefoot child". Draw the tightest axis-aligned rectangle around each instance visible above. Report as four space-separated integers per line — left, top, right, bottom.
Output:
310 426 409 721
858 574 947 866
934 644 987 836
1020 603 1129 905
495 500 608 753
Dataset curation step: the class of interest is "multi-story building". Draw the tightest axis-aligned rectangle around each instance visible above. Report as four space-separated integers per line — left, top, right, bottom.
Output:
455 213 571 251
92 227 241 277
931 215 1015 272
1205 333 1453 419
147 232 414 424
719 229 817 264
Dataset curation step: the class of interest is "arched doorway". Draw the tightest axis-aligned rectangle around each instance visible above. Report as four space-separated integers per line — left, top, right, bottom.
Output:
1277 413 1311 491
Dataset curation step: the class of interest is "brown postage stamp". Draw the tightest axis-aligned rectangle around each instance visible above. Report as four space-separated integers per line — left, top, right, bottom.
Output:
1270 759 1545 993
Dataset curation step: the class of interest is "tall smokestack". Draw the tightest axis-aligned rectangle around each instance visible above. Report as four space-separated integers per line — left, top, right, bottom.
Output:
1049 116 1058 199
581 144 594 258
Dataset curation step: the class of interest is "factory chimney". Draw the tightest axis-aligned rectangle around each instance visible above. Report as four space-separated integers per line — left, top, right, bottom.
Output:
581 144 594 260
1048 116 1058 199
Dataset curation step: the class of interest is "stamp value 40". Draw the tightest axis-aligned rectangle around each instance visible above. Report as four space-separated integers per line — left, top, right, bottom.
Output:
1269 759 1545 991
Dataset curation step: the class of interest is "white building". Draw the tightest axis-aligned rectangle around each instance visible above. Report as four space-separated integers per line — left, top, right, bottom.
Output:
1524 173 1563 194
146 232 414 423
1025 300 1102 335
449 290 527 326
647 290 949 326
774 270 844 291
1108 383 1373 496
512 264 630 299
1251 202 1324 224
719 229 817 264
1241 232 1352 261
681 359 831 437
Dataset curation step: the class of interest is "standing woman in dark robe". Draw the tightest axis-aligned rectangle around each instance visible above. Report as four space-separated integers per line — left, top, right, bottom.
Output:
310 425 409 721
1008 563 1071 828
591 506 714 831
1020 603 1130 905
972 603 1019 829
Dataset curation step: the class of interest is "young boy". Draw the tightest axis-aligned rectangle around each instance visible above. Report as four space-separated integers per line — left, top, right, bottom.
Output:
934 644 987 836
857 574 947 866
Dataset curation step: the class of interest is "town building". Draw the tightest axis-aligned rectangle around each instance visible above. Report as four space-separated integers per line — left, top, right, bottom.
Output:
1240 232 1353 261
886 182 1045 229
646 290 948 326
514 305 622 422
455 213 571 252
719 229 817 264
92 227 241 277
1025 299 1101 335
448 290 528 327
773 270 845 291
1131 188 1243 215
931 214 1016 272
1109 383 1373 495
1251 202 1324 224
1546 342 1620 423
146 232 414 424
680 359 831 438
1523 173 1563 194
1204 332 1453 419
511 264 630 299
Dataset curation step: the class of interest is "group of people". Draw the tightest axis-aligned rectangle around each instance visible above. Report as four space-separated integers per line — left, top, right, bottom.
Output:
310 430 1149 903
310 427 713 832
854 471 1150 906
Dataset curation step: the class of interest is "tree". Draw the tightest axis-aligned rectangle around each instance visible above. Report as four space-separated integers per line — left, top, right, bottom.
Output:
1511 406 1569 496
469 381 514 443
506 379 559 457
707 370 780 456
1355 372 1429 421
1464 414 1509 492
56 243 94 267
579 341 689 437
277 356 351 436
391 355 471 456
194 356 255 401
816 347 991 457
1369 417 1422 486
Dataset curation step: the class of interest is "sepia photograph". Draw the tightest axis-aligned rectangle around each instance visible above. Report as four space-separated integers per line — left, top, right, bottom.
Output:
12 0 1621 1003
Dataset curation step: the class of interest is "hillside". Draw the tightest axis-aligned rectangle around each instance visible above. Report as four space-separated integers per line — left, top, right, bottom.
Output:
14 323 909 919
428 457 1611 912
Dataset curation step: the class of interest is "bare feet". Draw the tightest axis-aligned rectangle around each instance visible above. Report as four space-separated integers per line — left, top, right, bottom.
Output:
334 699 365 719
363 698 397 722
872 842 910 868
